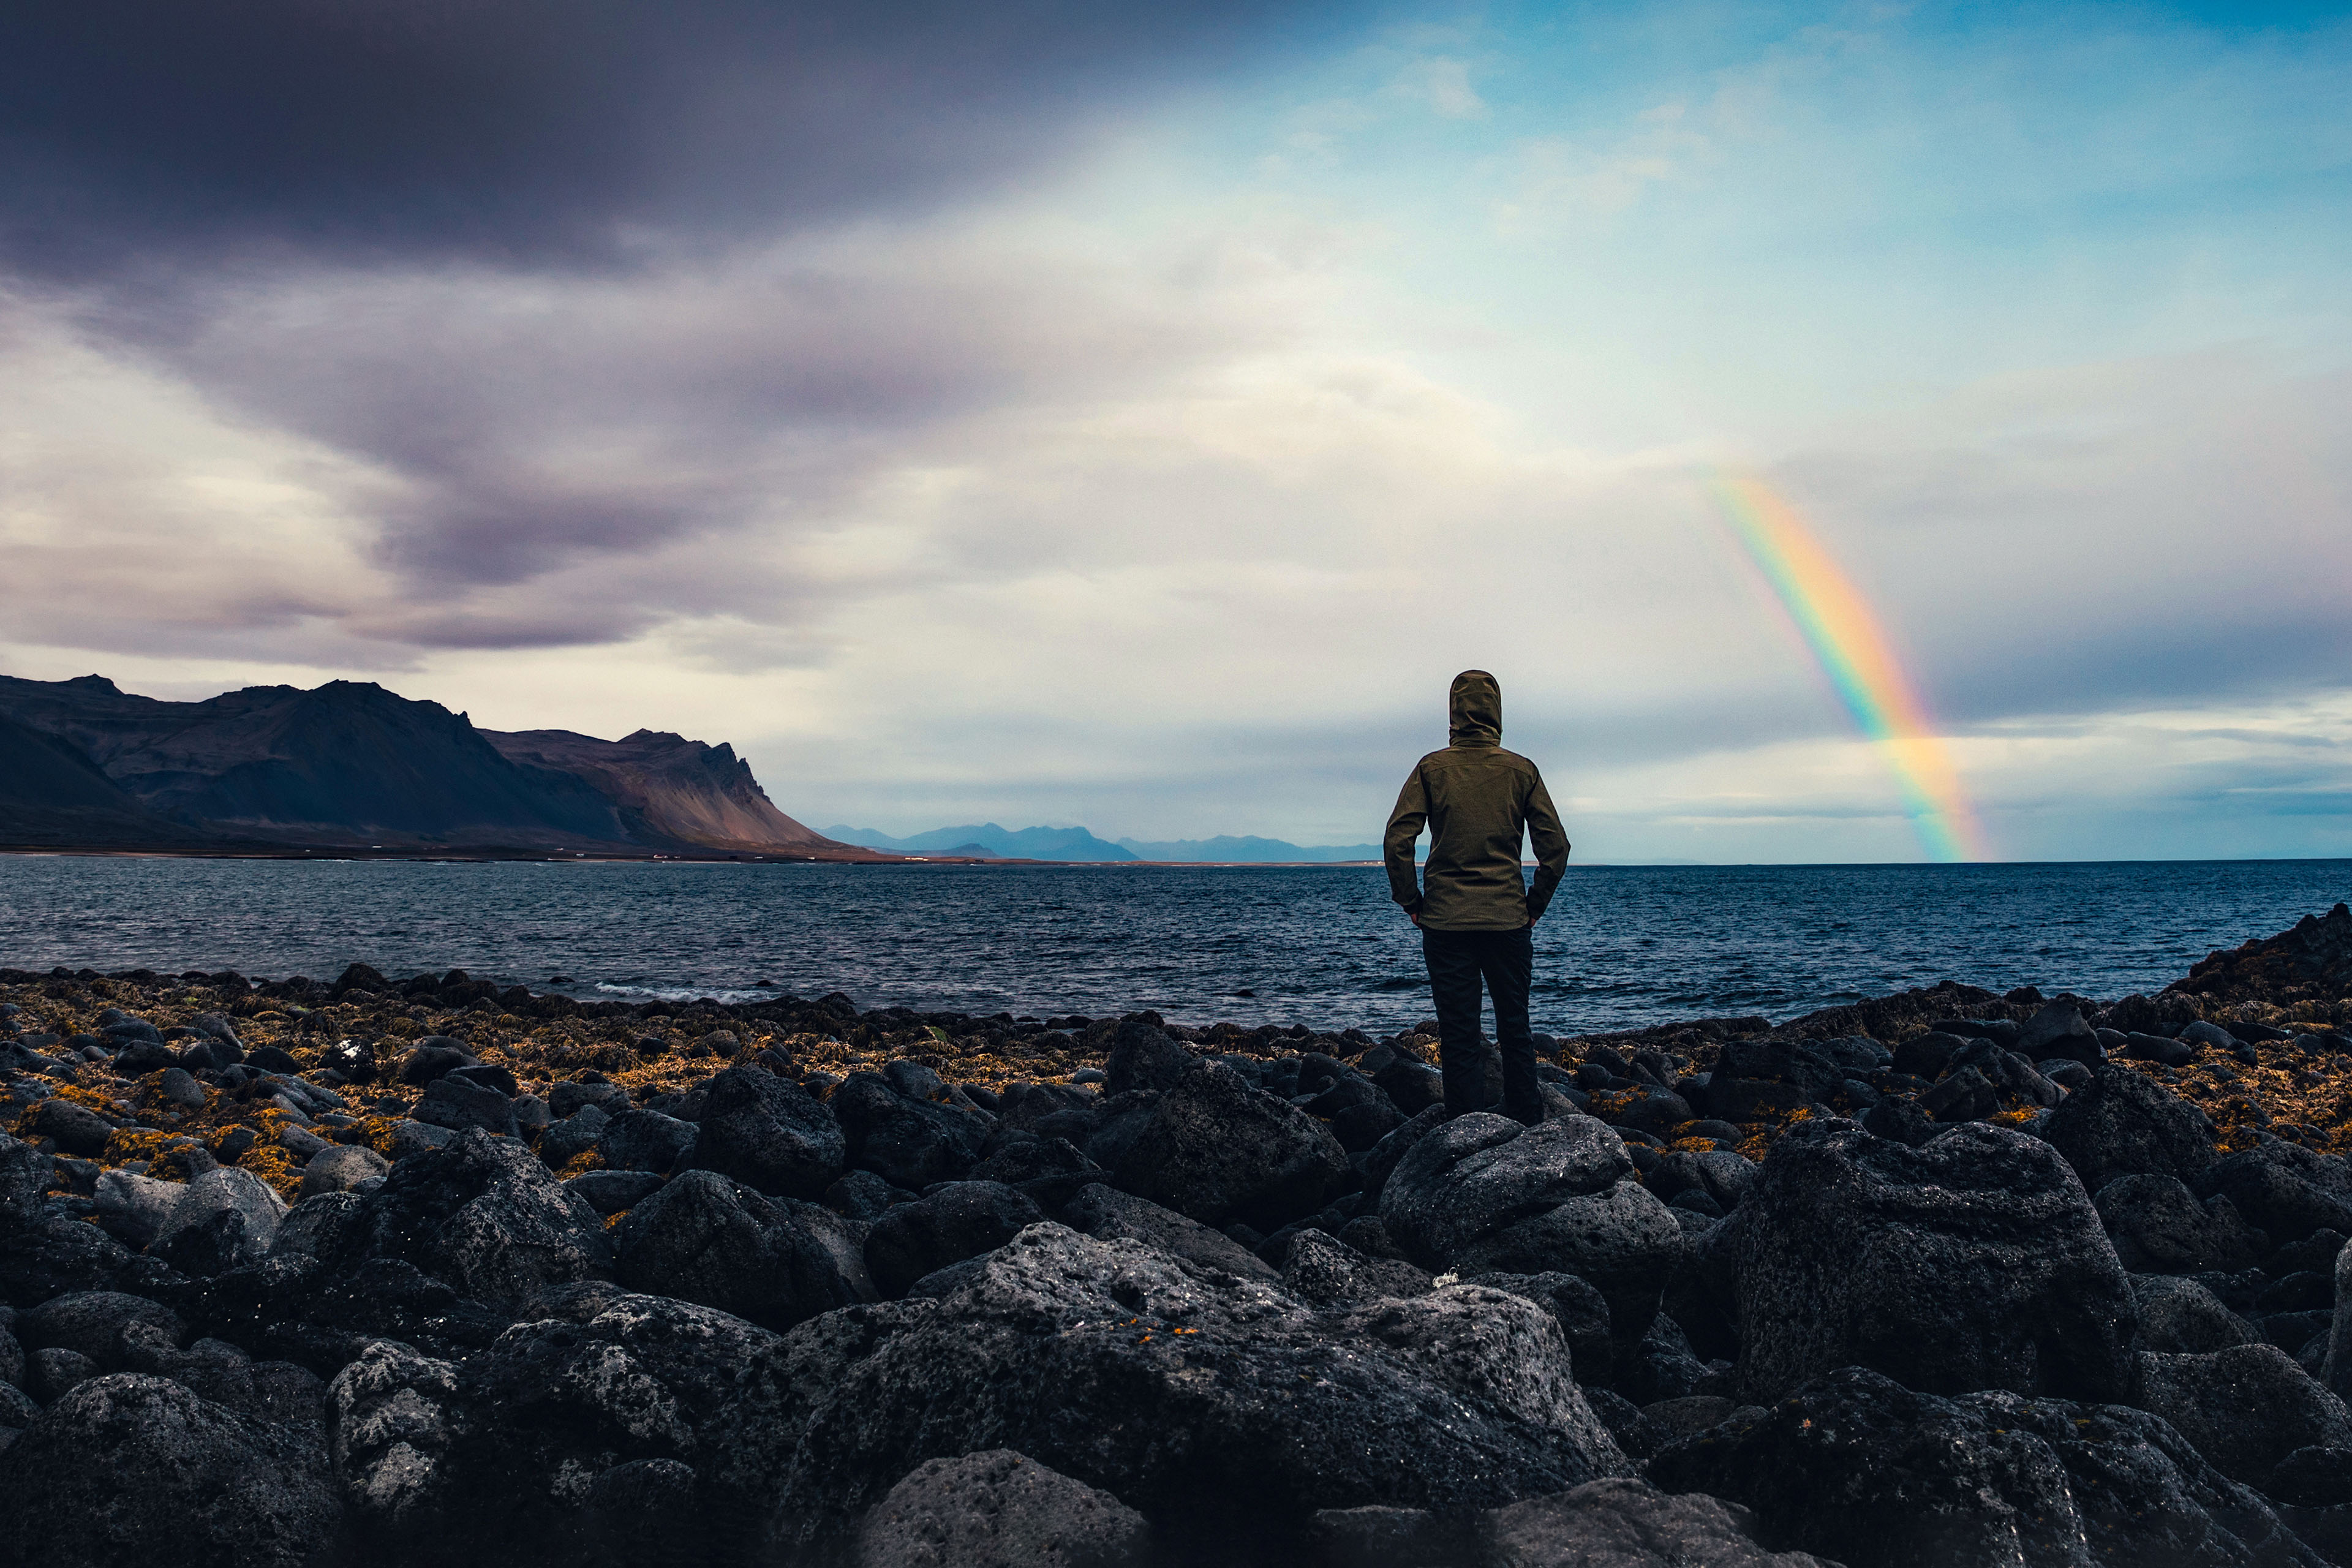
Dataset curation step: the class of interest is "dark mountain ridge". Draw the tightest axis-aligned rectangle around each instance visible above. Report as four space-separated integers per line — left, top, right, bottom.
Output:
0 673 861 857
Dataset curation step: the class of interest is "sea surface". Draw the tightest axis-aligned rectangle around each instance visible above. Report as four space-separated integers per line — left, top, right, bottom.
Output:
0 857 2345 1035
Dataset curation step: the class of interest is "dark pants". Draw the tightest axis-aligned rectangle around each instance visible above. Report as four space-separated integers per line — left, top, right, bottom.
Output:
1422 925 1542 1123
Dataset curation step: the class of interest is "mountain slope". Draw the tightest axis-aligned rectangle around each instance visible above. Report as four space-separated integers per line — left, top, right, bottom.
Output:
824 823 1137 861
484 728 840 851
0 675 631 846
0 710 219 846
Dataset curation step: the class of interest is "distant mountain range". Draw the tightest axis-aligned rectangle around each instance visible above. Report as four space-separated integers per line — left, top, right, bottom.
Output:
825 823 1384 862
0 673 873 858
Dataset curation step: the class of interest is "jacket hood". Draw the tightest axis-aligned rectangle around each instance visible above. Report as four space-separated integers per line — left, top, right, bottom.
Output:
1449 670 1501 747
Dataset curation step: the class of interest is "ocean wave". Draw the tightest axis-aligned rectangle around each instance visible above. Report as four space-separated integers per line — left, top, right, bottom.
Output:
592 981 781 1005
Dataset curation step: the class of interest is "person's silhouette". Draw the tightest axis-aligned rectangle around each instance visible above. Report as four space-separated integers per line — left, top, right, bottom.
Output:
1383 670 1570 1122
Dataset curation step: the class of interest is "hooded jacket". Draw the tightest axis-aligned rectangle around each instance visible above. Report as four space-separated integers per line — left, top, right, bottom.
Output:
1384 670 1570 931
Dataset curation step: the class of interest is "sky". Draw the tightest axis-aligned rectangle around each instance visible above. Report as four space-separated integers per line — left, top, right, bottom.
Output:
2 0 2348 862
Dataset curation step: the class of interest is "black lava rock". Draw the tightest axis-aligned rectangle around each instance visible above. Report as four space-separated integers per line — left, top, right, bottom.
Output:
864 1180 1044 1300
1702 1120 2138 1403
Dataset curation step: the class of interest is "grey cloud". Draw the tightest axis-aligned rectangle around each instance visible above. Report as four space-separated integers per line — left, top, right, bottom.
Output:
1 0 1380 276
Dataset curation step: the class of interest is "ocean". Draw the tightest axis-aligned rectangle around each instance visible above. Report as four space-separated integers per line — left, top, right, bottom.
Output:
0 856 2343 1034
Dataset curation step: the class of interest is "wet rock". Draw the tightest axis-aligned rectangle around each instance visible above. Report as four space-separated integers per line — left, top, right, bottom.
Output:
398 1040 477 1085
1858 1096 1936 1147
328 1339 469 1544
26 1096 112 1158
1485 1477 1833 1567
1382 1114 1682 1348
1280 1227 1433 1306
2135 1275 2261 1354
91 1167 186 1249
760 1224 1630 1554
564 1168 664 1216
448 1294 804 1561
854 1449 1152 1568
2 1373 339 1568
1362 1104 1447 1200
337 1126 614 1311
537 1102 610 1167
833 1071 994 1189
2272 1445 2352 1507
687 1065 850 1199
1647 1150 1758 1212
1307 1504 1463 1568
29 1343 98 1400
549 1079 630 1120
2135 1343 2352 1488
412 1074 518 1137
303 1143 390 1197
2198 1144 2352 1249
2325 1236 2352 1398
1707 1120 2138 1403
1466 1271 1615 1385
18 1289 186 1371
2041 1064 2218 1196
151 1167 287 1276
596 1108 699 1174
1110 1060 1349 1232
1920 1064 1997 1123
1059 1182 1280 1284
2097 1174 2269 1274
612 1168 858 1332
0 1131 53 1229
826 1169 908 1222
865 1181 1044 1300
1650 1365 2318 1568
2018 1002 2105 1068
1104 1019 1196 1096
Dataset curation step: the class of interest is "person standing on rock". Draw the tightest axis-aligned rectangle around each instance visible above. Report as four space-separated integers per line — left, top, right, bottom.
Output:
1384 669 1570 1124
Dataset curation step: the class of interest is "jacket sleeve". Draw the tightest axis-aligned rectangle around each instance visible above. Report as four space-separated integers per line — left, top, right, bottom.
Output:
1384 766 1428 910
1522 767 1571 921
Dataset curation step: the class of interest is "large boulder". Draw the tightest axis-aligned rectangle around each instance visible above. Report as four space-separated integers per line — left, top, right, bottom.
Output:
595 1109 698 1174
612 1169 858 1332
1058 1182 1279 1284
337 1126 613 1311
2134 1275 2260 1354
2096 1174 2269 1274
2135 1344 2352 1490
1485 1477 1834 1567
0 1216 185 1308
2325 1237 2352 1400
1103 1020 1195 1097
864 1182 1044 1300
854 1449 1151 1568
0 1373 340 1568
327 1294 804 1565
687 1066 847 1199
92 1167 187 1249
1381 1113 1683 1346
2196 1144 2352 1248
831 1072 992 1190
2040 1065 2217 1196
0 1132 51 1229
756 1223 1630 1555
1109 1060 1348 1231
18 1289 187 1371
151 1167 288 1276
1706 1120 2138 1403
1649 1365 2322 1568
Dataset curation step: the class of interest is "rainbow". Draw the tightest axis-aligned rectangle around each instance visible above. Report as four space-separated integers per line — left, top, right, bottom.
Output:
1706 473 1989 862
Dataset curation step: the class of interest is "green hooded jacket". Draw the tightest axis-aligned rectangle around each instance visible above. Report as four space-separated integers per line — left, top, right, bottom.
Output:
1384 670 1570 930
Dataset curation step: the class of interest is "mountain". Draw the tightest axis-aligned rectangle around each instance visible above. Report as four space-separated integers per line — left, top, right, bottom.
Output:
0 709 219 847
484 728 834 851
824 823 1137 861
1115 835 1382 862
0 673 858 857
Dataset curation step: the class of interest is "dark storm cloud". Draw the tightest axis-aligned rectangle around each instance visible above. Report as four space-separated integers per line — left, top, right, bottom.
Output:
1 0 1374 273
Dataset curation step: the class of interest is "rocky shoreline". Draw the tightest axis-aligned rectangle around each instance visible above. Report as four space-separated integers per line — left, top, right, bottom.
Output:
2 903 2351 1566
